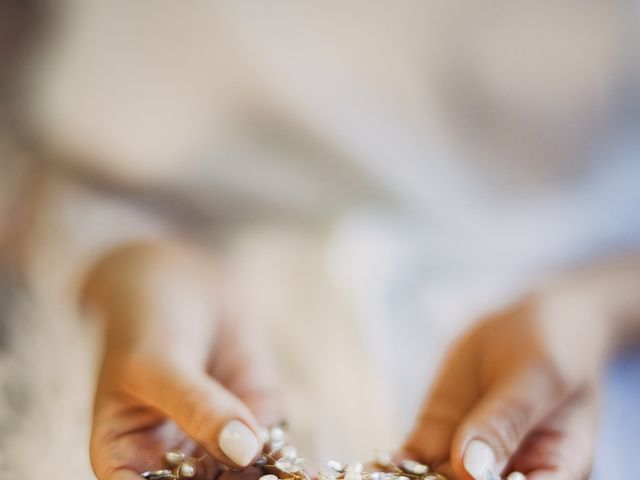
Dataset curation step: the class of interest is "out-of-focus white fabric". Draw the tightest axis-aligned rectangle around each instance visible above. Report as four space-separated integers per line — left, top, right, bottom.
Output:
1 1 639 477
26 1 635 213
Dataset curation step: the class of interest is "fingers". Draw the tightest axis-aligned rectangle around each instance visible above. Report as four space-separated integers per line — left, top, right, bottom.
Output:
450 361 567 479
130 362 265 469
511 385 599 480
403 327 483 465
87 244 277 479
406 298 600 480
207 300 283 427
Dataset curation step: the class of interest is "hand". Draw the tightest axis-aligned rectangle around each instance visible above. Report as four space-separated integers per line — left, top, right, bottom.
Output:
84 243 280 480
403 292 611 480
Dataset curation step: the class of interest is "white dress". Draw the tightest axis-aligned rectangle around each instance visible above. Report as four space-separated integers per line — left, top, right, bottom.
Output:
1 1 639 478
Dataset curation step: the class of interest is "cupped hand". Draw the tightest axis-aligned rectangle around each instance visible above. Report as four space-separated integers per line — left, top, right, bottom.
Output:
403 293 609 480
84 243 280 480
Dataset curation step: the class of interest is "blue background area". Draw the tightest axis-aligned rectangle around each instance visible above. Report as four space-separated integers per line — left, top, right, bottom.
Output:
593 349 640 479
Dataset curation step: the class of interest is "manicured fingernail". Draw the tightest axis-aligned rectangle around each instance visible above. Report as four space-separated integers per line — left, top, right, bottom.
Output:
463 440 496 479
506 473 526 480
260 475 279 480
218 420 260 467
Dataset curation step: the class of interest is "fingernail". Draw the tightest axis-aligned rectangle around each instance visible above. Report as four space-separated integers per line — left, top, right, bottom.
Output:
463 440 496 479
218 420 260 467
259 475 279 480
506 473 526 480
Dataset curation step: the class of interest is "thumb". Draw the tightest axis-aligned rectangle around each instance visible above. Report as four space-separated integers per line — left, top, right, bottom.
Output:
133 361 265 469
452 363 567 479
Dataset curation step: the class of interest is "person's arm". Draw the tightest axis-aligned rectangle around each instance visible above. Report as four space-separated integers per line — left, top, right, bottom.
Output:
403 254 640 480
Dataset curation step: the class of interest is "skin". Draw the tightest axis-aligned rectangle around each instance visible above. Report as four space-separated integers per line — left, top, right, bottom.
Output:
84 242 640 480
84 242 281 480
404 258 640 479
403 300 602 479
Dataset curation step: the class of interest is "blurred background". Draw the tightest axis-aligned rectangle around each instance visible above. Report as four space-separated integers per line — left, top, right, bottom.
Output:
0 1 639 479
